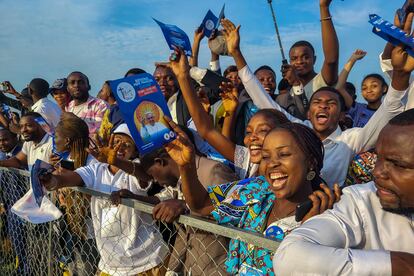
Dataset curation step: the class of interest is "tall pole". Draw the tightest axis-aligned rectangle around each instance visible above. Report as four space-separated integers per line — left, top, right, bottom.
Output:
267 0 287 65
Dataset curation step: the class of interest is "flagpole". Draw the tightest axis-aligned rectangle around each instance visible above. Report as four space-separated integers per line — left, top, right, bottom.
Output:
267 0 287 65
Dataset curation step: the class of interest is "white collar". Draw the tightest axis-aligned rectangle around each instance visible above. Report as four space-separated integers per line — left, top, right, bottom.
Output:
33 134 50 149
323 126 342 144
32 97 48 109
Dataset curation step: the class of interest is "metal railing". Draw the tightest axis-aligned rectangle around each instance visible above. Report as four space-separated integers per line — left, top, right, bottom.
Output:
0 166 280 276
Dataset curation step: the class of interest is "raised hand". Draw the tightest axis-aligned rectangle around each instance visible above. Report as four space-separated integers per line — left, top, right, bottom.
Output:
164 116 195 167
219 81 239 113
301 183 341 223
281 64 301 86
350 49 367 62
391 12 414 73
169 46 191 80
197 87 211 113
221 18 241 56
2 81 18 95
194 26 204 43
87 134 121 165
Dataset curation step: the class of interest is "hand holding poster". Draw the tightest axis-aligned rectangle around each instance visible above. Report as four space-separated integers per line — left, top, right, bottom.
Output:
200 5 225 38
31 159 53 207
109 73 176 155
369 14 414 58
154 18 192 56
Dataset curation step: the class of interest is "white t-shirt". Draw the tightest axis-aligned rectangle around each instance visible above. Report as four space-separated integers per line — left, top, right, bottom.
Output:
31 98 62 130
21 134 53 171
75 162 168 275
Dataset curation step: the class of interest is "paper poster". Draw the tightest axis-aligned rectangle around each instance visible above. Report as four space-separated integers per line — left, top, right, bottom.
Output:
201 10 219 38
369 14 414 57
200 5 225 38
31 159 53 207
109 73 176 155
154 18 192 56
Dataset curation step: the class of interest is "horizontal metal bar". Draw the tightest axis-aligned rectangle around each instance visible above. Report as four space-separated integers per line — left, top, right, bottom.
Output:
1 166 281 251
0 166 30 177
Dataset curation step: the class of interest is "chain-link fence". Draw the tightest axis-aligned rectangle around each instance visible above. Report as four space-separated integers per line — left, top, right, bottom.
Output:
0 166 281 276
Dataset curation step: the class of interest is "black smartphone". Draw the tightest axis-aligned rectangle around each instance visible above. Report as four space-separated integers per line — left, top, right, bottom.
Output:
61 160 75 171
295 199 313 222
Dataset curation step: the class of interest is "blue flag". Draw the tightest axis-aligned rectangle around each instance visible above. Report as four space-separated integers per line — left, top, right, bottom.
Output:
368 14 414 57
200 4 225 38
201 10 219 38
153 18 192 56
109 73 176 155
31 160 53 207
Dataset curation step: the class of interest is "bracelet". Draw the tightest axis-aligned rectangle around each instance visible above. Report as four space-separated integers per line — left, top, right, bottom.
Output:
320 16 332 22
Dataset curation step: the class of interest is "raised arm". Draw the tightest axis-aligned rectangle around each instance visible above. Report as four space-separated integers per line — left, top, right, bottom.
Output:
164 119 213 216
88 134 152 182
219 82 239 140
40 169 84 191
319 0 339 86
342 14 414 153
336 50 367 109
189 27 204 67
169 46 236 162
221 18 309 125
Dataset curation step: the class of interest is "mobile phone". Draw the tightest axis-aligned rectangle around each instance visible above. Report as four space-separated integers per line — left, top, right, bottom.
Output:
295 199 313 222
61 160 75 171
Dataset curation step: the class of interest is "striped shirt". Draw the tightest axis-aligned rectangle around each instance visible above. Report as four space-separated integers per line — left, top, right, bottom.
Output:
66 96 108 136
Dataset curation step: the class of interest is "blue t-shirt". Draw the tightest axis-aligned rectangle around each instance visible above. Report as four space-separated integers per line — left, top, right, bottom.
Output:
348 102 378 128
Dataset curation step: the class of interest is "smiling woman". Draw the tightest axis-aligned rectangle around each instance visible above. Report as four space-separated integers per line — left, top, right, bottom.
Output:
165 119 341 276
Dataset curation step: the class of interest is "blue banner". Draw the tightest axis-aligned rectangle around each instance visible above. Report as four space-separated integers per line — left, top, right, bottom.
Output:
369 14 414 57
201 10 218 38
109 73 176 155
154 18 192 56
31 159 53 207
200 4 225 38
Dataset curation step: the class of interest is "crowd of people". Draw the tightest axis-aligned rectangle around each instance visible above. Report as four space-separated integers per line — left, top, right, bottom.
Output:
1 0 414 275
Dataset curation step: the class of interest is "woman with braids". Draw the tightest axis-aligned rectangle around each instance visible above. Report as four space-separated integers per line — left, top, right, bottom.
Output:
164 118 341 276
51 113 99 276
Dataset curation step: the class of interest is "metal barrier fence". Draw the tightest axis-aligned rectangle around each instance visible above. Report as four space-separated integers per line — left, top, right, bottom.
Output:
0 166 281 276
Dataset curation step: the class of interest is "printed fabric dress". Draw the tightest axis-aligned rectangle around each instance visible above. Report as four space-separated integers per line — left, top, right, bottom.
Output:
207 176 300 275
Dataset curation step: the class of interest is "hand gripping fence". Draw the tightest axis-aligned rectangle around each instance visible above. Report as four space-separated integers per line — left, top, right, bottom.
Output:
0 166 281 276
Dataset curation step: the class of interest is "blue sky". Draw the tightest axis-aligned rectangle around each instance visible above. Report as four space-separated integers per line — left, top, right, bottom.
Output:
0 0 400 101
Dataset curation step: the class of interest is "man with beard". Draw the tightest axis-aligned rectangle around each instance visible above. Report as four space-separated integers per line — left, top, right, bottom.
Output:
65 71 108 137
0 112 54 275
0 112 52 170
274 109 414 275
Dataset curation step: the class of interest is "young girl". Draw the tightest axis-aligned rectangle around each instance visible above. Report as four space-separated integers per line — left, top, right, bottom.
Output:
348 74 388 127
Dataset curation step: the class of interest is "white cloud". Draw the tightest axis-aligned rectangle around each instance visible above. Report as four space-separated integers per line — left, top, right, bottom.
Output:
0 0 169 94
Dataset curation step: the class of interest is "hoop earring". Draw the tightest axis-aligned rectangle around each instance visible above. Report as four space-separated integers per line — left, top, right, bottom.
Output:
306 170 316 181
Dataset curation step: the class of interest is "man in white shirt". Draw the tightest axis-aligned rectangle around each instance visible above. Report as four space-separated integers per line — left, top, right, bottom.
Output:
0 112 52 171
140 111 168 140
29 78 62 129
221 18 408 187
274 109 414 275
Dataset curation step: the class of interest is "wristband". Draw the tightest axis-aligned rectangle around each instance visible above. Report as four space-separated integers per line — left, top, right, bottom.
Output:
320 16 332 21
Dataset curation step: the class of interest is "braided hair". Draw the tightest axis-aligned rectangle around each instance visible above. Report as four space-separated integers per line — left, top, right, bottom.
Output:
274 122 325 190
55 113 90 240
